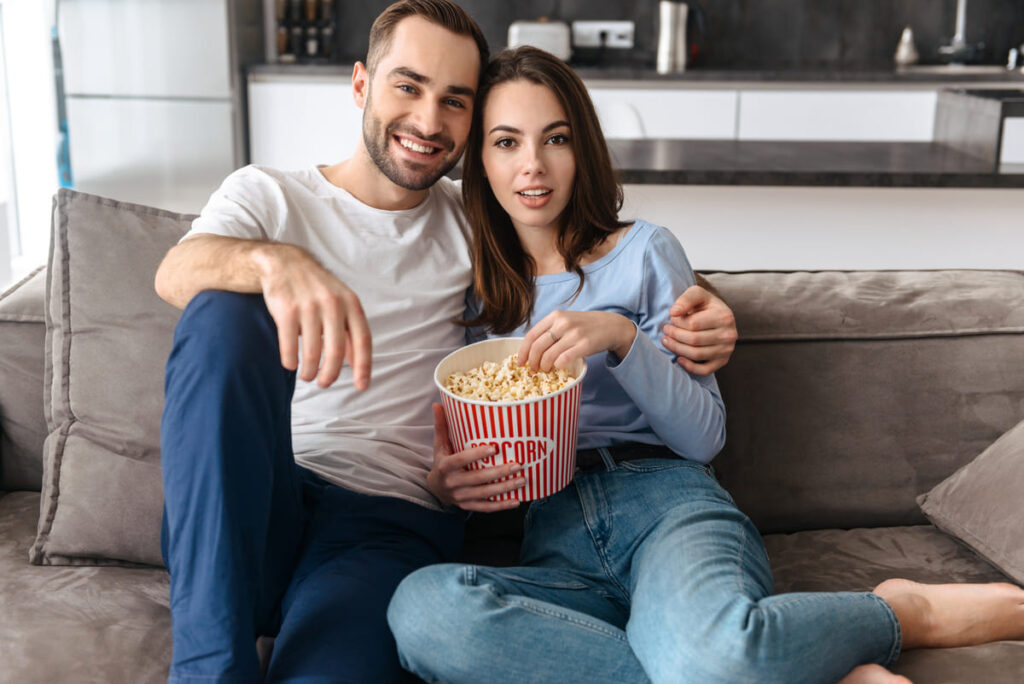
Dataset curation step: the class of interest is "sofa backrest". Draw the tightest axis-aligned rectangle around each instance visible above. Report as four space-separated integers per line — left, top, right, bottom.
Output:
708 270 1024 534
0 267 47 492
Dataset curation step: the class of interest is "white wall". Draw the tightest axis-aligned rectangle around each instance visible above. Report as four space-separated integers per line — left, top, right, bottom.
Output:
622 184 1024 271
1 0 59 286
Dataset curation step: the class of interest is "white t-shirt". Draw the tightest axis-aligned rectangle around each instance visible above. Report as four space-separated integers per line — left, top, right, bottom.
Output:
183 165 473 509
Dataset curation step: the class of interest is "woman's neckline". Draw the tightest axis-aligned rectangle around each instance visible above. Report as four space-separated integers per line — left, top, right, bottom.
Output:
534 220 643 283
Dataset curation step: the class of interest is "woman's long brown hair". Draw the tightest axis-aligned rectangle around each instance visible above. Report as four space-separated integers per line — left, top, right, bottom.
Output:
462 46 627 334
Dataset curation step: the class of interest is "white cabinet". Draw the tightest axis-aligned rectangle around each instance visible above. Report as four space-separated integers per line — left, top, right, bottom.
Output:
737 90 937 141
585 85 938 142
248 75 362 170
1001 118 1024 164
587 87 738 139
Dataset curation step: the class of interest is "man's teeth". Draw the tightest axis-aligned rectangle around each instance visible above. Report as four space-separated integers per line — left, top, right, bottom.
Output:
519 189 551 197
399 138 436 154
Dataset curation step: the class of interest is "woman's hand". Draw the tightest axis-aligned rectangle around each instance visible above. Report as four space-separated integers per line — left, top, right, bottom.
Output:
662 285 737 376
518 310 636 372
426 404 526 512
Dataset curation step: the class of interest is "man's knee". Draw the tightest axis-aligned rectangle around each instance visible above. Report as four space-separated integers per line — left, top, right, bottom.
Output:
172 291 279 370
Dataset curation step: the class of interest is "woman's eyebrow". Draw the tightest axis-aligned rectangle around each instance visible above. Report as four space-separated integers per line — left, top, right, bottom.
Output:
487 121 570 135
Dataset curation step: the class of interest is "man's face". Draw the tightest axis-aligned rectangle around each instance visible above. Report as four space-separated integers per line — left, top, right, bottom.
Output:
360 17 479 191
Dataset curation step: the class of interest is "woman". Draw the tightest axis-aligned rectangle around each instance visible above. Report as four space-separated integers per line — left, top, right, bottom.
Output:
388 47 1024 684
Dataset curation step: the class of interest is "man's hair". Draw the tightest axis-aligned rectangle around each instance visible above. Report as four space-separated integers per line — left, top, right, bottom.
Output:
366 0 489 78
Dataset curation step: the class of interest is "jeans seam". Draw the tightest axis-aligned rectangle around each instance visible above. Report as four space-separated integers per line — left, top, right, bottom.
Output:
576 475 631 601
484 584 628 643
866 591 903 667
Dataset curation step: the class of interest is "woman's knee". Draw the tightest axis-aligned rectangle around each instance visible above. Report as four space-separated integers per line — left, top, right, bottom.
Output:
388 564 485 677
388 564 465 644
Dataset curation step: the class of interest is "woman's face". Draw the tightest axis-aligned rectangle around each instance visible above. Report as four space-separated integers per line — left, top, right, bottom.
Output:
480 80 576 237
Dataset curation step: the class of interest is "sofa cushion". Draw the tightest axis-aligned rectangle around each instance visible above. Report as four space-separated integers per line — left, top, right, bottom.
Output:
707 270 1024 534
0 492 171 683
917 418 1024 585
31 190 191 567
762 524 1024 683
0 267 47 492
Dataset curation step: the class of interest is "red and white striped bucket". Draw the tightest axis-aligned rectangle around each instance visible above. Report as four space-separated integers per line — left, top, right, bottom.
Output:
434 337 587 501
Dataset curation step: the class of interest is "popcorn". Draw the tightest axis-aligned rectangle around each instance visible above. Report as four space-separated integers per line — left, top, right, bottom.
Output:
444 353 575 402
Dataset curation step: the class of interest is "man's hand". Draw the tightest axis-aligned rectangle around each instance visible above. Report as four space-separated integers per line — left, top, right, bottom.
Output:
255 244 372 390
662 285 737 376
427 404 526 511
155 235 373 390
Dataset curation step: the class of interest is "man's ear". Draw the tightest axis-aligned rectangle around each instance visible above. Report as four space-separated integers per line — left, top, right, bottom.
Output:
352 61 369 110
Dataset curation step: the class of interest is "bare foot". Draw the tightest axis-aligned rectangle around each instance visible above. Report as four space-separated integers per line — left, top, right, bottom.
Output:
873 578 1024 649
837 664 913 684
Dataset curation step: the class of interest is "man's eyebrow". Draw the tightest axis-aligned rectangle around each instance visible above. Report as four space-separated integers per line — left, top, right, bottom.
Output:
388 66 475 98
487 121 570 135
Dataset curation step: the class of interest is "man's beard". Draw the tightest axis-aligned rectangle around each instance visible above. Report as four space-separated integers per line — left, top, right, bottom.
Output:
362 105 460 192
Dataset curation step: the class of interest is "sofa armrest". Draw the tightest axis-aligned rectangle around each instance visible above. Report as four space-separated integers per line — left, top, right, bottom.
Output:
0 267 48 492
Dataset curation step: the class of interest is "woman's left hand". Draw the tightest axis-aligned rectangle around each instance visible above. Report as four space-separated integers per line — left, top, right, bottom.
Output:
519 310 636 372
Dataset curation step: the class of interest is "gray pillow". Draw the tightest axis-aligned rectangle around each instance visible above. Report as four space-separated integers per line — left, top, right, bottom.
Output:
918 418 1024 585
30 189 192 567
0 267 47 492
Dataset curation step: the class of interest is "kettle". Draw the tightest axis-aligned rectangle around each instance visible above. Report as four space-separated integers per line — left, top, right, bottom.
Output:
656 1 707 74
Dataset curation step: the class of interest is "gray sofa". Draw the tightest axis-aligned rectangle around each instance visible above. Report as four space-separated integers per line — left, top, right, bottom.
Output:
1 189 1023 683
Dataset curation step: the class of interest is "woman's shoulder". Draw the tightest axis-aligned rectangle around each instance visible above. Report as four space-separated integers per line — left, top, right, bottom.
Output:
621 219 684 254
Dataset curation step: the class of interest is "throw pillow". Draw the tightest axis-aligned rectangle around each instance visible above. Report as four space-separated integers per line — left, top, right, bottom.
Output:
917 418 1024 585
30 189 192 566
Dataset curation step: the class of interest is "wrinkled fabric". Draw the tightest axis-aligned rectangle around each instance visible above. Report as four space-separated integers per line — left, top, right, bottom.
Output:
706 270 1024 533
0 268 46 492
763 524 1009 594
0 492 171 684
34 190 189 567
919 418 1024 585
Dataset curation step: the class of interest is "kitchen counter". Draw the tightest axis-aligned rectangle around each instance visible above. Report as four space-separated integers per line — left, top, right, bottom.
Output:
608 139 1024 187
249 62 1024 86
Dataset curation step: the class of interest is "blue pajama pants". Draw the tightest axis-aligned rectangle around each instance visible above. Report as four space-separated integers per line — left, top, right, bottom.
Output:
160 291 463 683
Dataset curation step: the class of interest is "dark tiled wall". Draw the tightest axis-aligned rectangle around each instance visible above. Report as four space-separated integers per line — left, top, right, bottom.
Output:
332 0 1024 70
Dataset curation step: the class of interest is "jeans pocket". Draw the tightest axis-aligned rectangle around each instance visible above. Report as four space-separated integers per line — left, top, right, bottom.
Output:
619 458 712 477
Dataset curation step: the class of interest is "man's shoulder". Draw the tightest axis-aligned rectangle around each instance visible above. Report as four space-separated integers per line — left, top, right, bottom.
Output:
219 164 322 195
431 176 464 209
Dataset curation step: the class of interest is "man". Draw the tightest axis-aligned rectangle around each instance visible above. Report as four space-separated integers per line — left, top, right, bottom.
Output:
154 1 737 681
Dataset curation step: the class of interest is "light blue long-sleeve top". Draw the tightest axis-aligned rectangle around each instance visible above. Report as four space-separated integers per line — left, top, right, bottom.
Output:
474 219 727 464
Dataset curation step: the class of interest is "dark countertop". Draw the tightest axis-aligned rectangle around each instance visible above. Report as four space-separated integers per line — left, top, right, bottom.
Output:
248 63 1024 85
952 88 1024 116
608 139 1024 187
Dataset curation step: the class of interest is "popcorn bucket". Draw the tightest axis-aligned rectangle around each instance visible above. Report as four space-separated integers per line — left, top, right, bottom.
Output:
434 337 587 501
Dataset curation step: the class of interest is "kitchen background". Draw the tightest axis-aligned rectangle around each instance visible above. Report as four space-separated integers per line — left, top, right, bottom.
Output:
1 0 1023 289
330 0 1024 70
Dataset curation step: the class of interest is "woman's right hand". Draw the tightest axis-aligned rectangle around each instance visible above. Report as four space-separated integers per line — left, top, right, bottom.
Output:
426 404 526 511
518 310 637 372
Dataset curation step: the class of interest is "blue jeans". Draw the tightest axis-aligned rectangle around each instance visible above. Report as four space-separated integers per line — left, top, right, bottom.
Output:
161 291 463 683
388 450 900 684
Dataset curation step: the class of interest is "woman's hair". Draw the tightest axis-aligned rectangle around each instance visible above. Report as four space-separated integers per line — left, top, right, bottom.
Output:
366 0 489 80
462 46 626 334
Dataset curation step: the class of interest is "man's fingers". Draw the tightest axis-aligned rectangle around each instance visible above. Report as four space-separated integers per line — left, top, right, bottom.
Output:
669 285 711 318
318 302 346 388
343 294 372 391
299 311 323 383
662 324 724 349
276 310 300 372
677 355 726 376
